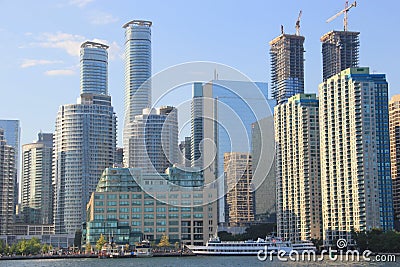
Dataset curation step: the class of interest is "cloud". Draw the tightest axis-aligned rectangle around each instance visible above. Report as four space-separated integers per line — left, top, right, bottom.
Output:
21 59 63 68
45 69 76 76
92 38 123 60
34 32 85 56
30 32 122 60
69 0 94 8
90 11 118 25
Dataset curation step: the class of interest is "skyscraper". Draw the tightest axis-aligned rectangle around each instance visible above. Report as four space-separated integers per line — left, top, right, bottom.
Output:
319 67 393 246
53 41 116 234
251 118 276 222
125 106 178 173
0 128 16 235
389 95 400 220
179 136 192 167
123 20 152 167
321 30 359 80
80 41 109 95
275 93 322 242
224 152 254 226
270 33 305 104
21 132 53 224
0 120 20 213
190 80 272 224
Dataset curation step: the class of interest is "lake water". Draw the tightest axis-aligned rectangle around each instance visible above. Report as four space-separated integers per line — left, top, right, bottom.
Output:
2 255 399 267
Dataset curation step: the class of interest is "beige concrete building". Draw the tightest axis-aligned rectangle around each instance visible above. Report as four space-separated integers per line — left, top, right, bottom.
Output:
319 67 393 246
224 152 254 226
274 94 322 242
390 95 400 219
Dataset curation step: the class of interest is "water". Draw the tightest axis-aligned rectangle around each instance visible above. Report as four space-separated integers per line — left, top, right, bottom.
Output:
2 256 399 267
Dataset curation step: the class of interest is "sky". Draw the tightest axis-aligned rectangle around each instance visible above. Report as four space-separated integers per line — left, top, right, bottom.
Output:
0 0 398 147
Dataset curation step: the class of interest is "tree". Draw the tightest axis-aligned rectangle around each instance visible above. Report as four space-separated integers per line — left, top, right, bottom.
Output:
96 234 107 252
0 240 4 254
28 237 41 254
158 234 170 248
85 242 92 254
42 243 49 254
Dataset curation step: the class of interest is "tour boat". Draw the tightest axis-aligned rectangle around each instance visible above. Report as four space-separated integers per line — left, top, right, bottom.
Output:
185 236 316 256
135 240 153 257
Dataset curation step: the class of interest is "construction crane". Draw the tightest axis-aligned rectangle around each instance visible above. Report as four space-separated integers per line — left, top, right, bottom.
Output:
295 10 302 36
326 1 357 31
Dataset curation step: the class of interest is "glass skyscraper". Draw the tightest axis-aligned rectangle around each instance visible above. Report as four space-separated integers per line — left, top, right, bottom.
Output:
80 41 109 95
53 42 117 234
123 20 152 167
191 80 273 223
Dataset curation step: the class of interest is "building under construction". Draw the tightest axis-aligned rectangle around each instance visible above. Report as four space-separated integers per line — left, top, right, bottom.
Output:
270 33 305 105
321 30 359 80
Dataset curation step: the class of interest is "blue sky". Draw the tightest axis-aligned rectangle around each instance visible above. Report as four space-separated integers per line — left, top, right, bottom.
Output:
0 0 398 146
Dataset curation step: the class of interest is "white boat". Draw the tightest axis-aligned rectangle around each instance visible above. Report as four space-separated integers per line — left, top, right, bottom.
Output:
185 236 316 256
135 240 153 257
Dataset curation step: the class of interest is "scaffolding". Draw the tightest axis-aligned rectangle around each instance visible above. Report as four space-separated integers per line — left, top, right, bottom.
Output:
270 34 305 105
321 30 360 80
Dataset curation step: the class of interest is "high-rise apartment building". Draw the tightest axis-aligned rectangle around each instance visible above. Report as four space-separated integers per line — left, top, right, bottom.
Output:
179 136 192 168
123 20 152 167
270 33 305 104
321 31 359 80
319 67 393 246
53 42 117 234
224 152 254 226
80 41 109 95
275 94 322 242
389 95 400 219
21 132 53 224
0 120 20 212
0 128 16 235
125 106 178 173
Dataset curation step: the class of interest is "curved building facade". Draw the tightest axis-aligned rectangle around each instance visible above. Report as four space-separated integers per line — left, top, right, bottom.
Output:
80 41 109 95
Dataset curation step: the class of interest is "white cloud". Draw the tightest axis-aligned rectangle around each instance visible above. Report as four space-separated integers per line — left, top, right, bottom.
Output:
44 69 75 76
69 0 94 8
30 32 122 61
92 38 123 60
21 59 63 68
34 32 85 57
90 11 118 25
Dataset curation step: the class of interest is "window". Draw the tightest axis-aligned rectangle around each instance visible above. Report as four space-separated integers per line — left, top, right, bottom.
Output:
132 194 142 199
119 207 129 213
107 194 117 199
132 200 141 206
107 201 116 206
107 208 117 213
132 221 141 226
156 207 166 212
144 207 154 212
144 214 154 219
144 200 154 206
95 201 104 206
119 201 129 206
107 214 116 219
119 214 129 220
94 214 104 220
119 194 129 199
132 207 141 213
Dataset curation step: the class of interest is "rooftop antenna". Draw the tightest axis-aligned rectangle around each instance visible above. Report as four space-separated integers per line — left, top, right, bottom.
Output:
280 25 284 35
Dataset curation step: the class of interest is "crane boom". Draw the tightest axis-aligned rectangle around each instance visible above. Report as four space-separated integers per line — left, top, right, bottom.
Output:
326 1 357 31
295 10 302 36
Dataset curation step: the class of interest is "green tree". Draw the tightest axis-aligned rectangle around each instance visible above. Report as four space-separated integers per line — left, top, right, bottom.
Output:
0 240 4 254
42 243 49 253
96 234 106 251
85 242 92 254
158 234 170 248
